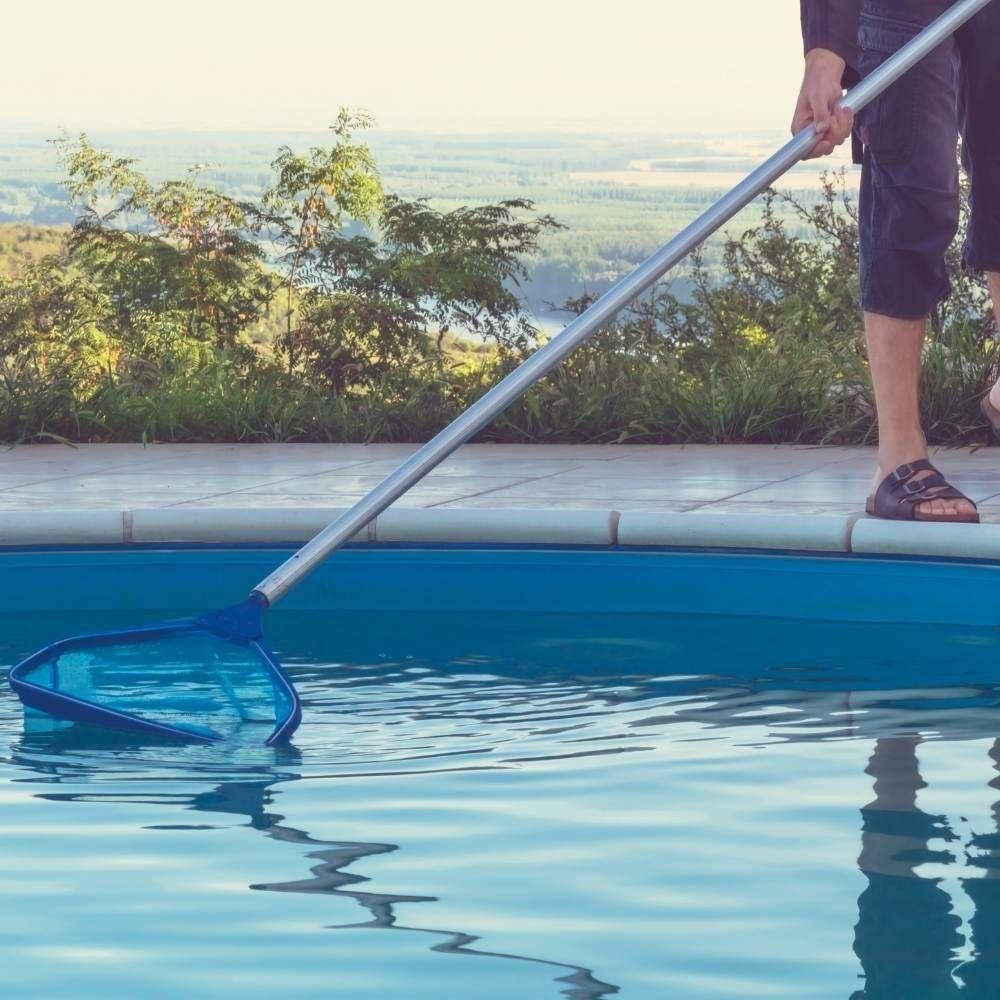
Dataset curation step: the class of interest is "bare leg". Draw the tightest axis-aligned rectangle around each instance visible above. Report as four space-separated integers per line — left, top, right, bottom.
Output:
986 272 1000 411
866 311 976 518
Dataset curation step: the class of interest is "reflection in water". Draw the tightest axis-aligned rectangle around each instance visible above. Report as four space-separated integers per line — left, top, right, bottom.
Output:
853 738 963 999
851 737 1000 999
252 799 618 1000
12 733 618 999
8 608 1000 996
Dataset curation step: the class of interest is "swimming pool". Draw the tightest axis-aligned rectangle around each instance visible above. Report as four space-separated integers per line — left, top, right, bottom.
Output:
3 545 1000 998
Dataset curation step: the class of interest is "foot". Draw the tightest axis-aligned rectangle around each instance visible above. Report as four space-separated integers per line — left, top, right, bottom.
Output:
872 456 978 520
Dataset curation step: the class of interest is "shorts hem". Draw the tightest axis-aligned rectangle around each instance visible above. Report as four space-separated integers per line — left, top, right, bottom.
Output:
859 302 935 321
962 255 1000 278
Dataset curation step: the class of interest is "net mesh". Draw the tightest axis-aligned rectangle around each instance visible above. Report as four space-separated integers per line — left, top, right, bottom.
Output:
18 626 289 741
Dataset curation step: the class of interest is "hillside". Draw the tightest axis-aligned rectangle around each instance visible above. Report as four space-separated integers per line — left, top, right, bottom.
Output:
0 223 67 278
0 127 857 312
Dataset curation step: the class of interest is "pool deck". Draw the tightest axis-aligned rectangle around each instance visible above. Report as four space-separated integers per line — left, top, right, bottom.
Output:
4 442 1000 557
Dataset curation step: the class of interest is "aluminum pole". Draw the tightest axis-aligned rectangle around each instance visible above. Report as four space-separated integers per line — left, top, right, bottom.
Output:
254 0 994 605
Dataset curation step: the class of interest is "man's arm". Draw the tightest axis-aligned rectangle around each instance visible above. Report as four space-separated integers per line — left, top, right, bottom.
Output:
793 0 859 158
800 0 860 79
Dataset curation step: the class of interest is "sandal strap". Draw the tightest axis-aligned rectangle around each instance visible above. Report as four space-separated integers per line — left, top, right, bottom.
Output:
871 460 977 519
892 471 948 498
887 458 935 483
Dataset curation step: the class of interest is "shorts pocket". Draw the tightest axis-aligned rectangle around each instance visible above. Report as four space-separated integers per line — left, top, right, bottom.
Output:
856 12 921 165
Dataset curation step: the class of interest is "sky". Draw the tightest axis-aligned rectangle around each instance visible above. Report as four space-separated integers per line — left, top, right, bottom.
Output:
3 0 806 133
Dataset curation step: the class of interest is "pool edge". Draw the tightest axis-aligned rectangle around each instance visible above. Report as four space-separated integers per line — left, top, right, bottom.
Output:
5 507 1000 560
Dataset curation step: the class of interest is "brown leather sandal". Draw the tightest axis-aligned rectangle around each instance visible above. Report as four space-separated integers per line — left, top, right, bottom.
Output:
865 459 979 523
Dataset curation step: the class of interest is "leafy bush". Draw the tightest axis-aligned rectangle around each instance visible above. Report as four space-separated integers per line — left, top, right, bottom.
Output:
2 129 997 447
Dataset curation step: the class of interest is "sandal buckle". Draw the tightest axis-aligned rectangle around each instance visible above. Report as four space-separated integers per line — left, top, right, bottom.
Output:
892 463 916 482
900 479 926 496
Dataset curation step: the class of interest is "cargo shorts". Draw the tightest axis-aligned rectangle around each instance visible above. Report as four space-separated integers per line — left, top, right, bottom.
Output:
855 0 1000 318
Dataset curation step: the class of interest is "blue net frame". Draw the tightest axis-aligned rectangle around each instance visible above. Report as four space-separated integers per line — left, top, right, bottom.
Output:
8 597 301 745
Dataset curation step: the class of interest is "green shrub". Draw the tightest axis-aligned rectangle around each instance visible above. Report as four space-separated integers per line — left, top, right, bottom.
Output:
2 139 997 446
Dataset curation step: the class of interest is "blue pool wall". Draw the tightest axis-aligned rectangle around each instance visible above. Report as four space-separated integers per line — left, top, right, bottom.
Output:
1 544 998 626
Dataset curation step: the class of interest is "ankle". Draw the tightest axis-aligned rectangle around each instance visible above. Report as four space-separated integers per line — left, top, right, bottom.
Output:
877 441 927 477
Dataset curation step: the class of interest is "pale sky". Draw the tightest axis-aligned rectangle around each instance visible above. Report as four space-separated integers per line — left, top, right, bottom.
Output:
3 0 806 132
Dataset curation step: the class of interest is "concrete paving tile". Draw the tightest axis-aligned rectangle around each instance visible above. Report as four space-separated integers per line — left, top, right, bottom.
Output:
3 474 300 501
120 443 414 467
0 455 168 477
433 497 702 511
169 492 472 509
126 455 380 475
731 479 1000 504
309 459 585 478
0 492 200 509
463 479 765 502
3 443 150 459
545 467 775 486
1 443 973 521
0 475 82 490
230 473 529 498
694 501 863 515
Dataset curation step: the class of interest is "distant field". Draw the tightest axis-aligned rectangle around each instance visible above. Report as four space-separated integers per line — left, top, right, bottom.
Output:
0 126 857 308
572 142 857 191
571 165 860 191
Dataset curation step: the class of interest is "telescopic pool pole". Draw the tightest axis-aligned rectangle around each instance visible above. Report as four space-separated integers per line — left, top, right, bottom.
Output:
253 0 995 606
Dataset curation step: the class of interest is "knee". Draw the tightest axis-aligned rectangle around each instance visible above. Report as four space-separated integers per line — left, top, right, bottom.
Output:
860 181 959 317
881 185 960 259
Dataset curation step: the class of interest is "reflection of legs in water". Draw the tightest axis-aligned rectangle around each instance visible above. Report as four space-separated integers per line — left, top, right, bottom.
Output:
957 739 1000 997
198 779 620 1000
853 737 962 1000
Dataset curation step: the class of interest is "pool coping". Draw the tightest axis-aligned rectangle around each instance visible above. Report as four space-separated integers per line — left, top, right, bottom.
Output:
4 507 1000 560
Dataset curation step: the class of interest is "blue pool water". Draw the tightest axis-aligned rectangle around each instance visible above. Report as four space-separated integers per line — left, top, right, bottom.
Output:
4 547 1000 998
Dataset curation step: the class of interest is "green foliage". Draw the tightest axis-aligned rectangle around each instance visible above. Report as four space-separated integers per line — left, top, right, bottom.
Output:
0 256 108 441
286 195 560 391
493 173 994 446
260 111 561 389
0 114 559 443
58 134 274 352
1 129 997 448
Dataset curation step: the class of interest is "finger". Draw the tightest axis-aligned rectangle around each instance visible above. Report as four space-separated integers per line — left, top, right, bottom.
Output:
801 119 832 159
790 94 813 135
809 90 833 130
828 107 854 146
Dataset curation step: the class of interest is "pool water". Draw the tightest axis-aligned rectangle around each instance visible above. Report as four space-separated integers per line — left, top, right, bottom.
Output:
3 548 1000 998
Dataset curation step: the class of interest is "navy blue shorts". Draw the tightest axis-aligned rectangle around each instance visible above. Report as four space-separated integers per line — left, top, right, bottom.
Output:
856 0 1000 318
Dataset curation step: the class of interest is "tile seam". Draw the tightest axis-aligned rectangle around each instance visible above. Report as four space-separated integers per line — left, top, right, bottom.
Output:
422 465 590 508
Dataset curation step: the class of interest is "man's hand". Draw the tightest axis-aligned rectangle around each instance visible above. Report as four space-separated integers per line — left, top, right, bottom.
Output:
792 48 854 158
